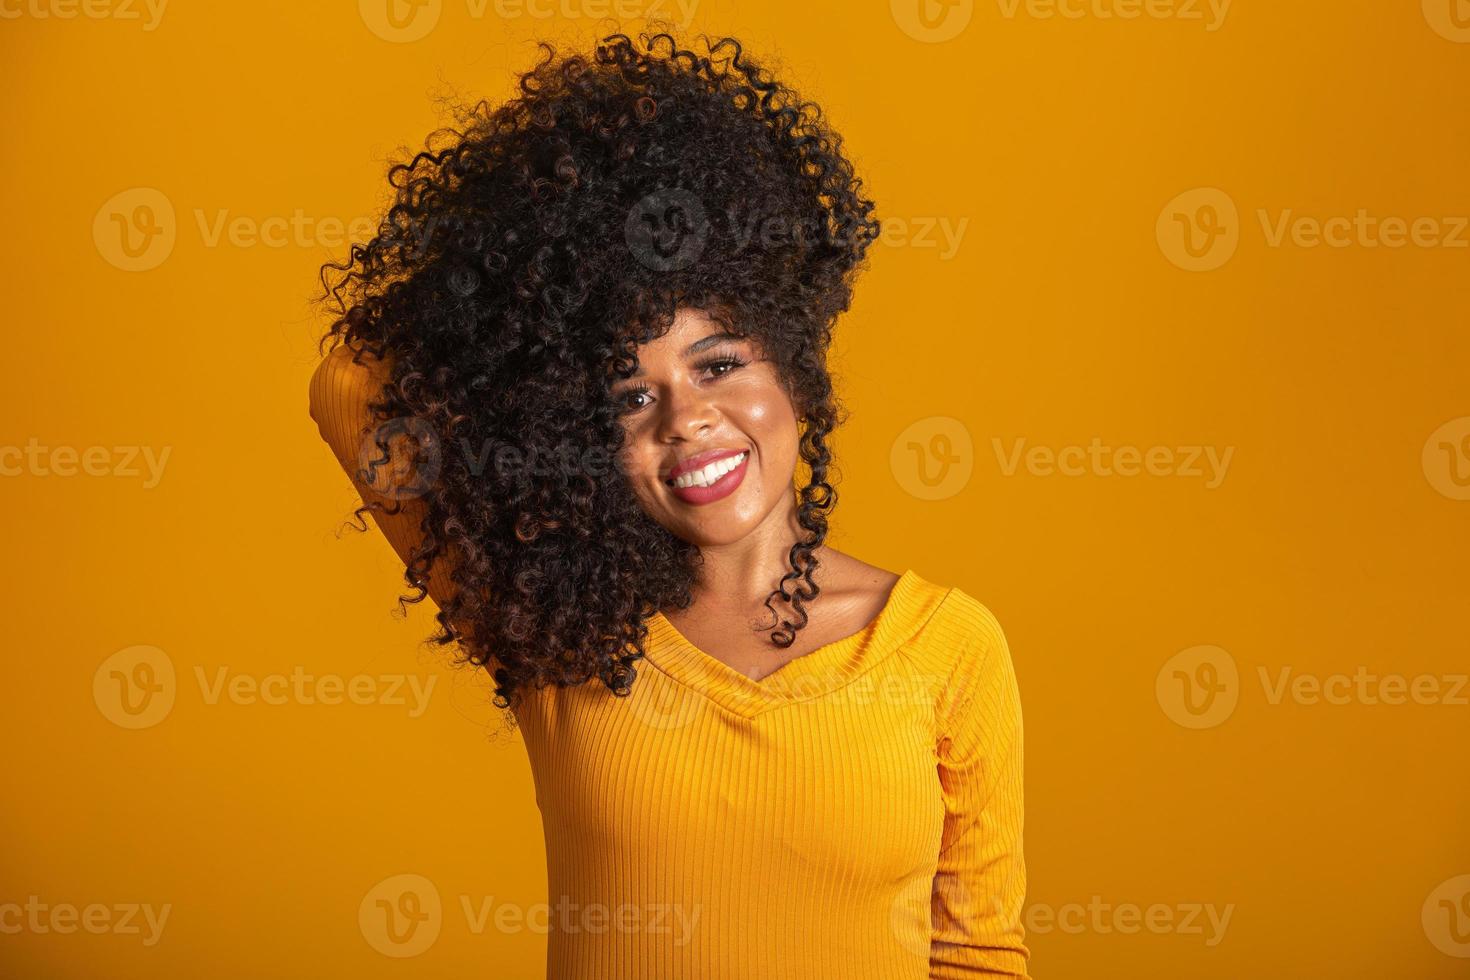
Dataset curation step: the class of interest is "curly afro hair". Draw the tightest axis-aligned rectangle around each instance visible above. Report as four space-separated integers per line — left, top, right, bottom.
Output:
314 30 880 713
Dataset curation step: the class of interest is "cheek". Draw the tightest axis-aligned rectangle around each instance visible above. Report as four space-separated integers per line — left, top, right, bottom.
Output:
617 441 659 486
740 391 797 439
730 373 796 426
731 394 800 479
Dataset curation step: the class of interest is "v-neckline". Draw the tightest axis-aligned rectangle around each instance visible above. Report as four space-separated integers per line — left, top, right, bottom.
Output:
639 568 926 717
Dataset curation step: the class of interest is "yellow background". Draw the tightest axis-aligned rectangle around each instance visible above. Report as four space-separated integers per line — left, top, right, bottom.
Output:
3 0 1468 976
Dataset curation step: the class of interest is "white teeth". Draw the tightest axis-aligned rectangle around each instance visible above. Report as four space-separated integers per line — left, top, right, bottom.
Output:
671 451 747 489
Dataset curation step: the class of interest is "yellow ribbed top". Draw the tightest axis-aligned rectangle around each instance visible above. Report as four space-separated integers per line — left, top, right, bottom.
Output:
308 349 1028 976
512 568 1030 979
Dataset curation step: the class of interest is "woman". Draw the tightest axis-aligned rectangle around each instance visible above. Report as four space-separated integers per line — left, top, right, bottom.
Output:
309 31 1029 979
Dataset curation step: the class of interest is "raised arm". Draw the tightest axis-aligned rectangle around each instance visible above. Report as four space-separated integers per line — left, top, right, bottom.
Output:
307 342 462 618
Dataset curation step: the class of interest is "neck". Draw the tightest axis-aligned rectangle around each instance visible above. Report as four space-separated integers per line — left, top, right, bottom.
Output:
685 492 829 607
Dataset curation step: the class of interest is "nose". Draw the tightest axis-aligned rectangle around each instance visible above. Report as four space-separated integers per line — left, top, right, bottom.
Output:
655 377 718 443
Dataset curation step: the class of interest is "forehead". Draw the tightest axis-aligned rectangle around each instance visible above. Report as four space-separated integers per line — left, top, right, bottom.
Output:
641 305 736 345
610 307 754 378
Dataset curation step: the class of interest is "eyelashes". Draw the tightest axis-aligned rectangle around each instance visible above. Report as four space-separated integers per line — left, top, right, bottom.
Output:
696 353 749 380
615 354 750 414
619 385 652 412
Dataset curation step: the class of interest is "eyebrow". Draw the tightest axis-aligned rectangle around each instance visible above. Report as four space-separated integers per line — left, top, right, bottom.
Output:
622 331 746 379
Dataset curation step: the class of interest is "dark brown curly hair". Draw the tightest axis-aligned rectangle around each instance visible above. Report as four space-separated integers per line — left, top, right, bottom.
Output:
313 29 879 713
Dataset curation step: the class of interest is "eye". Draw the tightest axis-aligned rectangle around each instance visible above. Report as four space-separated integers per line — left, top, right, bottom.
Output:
612 354 748 416
699 354 749 378
616 383 653 415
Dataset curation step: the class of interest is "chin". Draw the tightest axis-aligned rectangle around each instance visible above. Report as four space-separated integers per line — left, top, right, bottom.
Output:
676 521 759 549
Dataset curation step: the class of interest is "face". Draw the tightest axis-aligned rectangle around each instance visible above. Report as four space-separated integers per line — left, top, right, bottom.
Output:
610 307 801 548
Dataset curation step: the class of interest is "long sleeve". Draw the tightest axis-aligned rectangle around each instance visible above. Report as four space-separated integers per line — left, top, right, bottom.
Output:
930 597 1030 978
307 343 461 616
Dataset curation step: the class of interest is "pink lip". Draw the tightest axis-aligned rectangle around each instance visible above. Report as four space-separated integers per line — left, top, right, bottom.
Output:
665 447 747 481
666 451 749 506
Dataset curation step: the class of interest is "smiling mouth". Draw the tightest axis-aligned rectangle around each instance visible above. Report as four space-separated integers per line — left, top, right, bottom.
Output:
664 450 749 489
662 450 750 506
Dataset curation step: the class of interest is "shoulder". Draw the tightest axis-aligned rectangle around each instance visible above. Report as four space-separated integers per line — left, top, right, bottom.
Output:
307 343 398 470
905 572 1007 659
911 580 1019 721
308 341 392 422
931 585 1008 653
